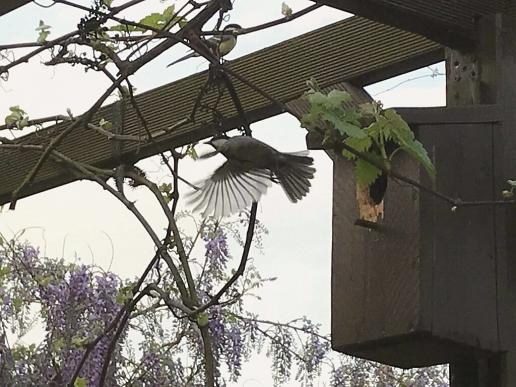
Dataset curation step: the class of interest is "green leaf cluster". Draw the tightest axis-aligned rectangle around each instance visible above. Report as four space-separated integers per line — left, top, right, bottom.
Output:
196 312 209 327
281 2 293 17
116 284 134 305
301 86 436 186
74 378 88 387
4 106 29 130
159 182 174 203
110 5 186 33
35 20 51 44
185 144 198 160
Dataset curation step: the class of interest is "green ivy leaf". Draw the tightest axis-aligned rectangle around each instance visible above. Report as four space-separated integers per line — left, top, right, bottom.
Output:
355 158 382 186
159 183 172 194
325 112 366 139
359 101 382 117
12 297 22 311
306 90 352 110
111 5 181 33
326 89 352 108
71 336 87 348
400 138 436 178
35 20 51 43
52 337 65 352
99 118 112 130
0 265 9 276
139 12 164 29
281 2 293 17
116 285 134 305
365 116 388 142
226 313 238 323
109 24 138 33
74 378 88 387
384 109 435 179
186 145 198 160
342 136 372 159
306 91 329 107
162 5 176 20
5 106 29 129
196 312 209 327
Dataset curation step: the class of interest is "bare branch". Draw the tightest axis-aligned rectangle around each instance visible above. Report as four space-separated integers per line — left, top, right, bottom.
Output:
201 4 323 36
0 115 69 132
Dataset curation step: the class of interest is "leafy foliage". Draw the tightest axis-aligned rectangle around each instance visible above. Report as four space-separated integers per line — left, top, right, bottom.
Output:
110 5 186 33
281 2 293 17
35 20 51 44
4 106 29 129
301 86 436 186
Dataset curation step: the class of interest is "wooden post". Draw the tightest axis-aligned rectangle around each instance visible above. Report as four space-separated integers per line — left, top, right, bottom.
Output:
492 8 516 387
445 37 485 387
447 10 516 387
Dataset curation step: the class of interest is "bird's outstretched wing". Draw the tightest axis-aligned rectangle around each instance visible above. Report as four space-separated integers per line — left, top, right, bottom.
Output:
188 160 272 218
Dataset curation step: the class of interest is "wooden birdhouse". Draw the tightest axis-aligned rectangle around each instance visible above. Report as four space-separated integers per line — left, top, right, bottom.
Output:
329 104 503 368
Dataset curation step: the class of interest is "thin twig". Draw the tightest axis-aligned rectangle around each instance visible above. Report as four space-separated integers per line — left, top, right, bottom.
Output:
0 115 69 131
0 30 79 75
200 4 323 36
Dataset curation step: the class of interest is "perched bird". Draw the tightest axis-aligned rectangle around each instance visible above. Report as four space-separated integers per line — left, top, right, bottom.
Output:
188 134 316 218
167 24 241 67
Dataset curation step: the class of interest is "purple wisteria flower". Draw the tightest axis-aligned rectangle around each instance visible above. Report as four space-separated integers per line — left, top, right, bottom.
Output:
0 235 449 387
203 231 229 280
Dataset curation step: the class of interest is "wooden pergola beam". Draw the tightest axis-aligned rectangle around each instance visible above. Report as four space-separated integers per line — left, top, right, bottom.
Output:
0 16 442 205
313 0 506 50
0 0 30 16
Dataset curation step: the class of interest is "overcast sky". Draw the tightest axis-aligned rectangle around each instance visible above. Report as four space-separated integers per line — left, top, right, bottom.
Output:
0 1 445 385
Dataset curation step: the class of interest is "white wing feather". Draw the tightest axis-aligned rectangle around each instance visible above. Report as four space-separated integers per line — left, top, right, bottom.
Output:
187 160 272 218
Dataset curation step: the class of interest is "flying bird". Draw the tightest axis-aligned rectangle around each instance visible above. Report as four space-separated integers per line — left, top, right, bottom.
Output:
188 135 316 218
167 24 241 67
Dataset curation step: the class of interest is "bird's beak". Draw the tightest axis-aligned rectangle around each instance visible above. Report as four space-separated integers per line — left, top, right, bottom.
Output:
204 139 213 145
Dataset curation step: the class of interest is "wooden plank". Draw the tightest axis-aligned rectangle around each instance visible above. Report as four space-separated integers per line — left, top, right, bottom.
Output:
396 105 502 125
419 122 499 355
314 0 506 50
0 16 442 206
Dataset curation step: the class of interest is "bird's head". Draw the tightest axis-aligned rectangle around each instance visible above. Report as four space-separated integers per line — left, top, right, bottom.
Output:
205 133 229 150
223 24 241 33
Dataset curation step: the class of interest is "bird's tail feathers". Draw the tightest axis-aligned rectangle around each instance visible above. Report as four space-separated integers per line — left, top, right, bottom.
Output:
275 153 315 203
